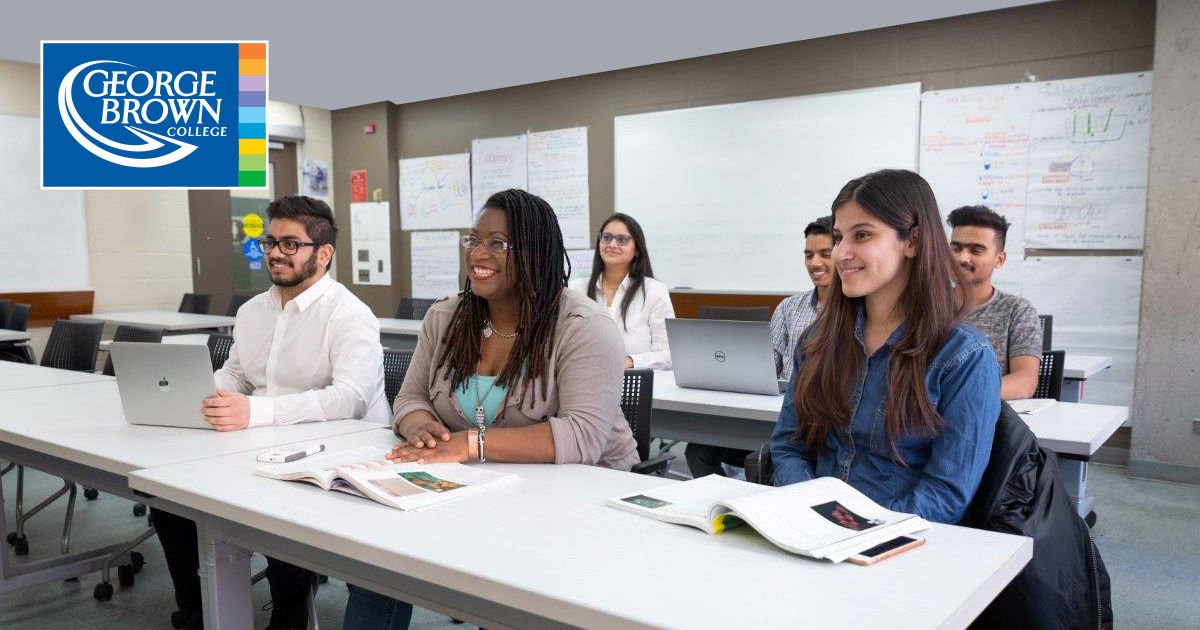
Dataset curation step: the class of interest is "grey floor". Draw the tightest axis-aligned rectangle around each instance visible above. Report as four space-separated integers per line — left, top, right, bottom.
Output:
2 456 1198 630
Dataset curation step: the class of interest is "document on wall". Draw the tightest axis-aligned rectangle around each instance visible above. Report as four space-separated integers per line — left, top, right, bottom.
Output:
920 83 1034 293
471 135 527 220
301 158 330 201
351 202 391 286
410 230 461 300
528 127 590 249
1024 73 1152 249
399 153 473 231
566 248 594 282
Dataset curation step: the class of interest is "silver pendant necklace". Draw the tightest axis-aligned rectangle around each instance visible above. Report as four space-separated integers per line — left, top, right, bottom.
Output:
482 318 518 339
473 374 501 428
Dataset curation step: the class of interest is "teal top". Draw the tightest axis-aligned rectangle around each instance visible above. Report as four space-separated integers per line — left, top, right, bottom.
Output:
453 374 509 428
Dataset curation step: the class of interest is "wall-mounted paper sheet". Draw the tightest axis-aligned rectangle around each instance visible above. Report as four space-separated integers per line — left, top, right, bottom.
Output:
399 153 472 230
411 231 462 299
351 202 391 286
301 158 330 201
528 127 589 249
566 249 595 282
471 135 527 220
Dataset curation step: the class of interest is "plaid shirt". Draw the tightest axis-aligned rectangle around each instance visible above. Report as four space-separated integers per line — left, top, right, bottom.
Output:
770 289 820 382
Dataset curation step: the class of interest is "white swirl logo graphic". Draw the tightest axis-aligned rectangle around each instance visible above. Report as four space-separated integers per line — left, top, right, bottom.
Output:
57 60 197 168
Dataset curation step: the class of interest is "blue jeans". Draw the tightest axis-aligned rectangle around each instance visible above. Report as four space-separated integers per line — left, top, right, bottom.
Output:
343 584 413 630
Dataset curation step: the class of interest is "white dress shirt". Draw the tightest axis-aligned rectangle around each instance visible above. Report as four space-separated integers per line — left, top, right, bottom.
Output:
215 274 390 426
569 274 675 370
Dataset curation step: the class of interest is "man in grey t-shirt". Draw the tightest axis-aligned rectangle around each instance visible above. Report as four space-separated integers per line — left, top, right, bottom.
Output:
948 206 1043 400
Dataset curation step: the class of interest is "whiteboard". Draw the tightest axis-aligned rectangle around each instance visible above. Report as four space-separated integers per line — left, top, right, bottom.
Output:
0 113 89 292
614 83 920 293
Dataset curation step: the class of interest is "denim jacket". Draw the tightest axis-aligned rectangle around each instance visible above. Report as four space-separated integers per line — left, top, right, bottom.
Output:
770 306 1001 524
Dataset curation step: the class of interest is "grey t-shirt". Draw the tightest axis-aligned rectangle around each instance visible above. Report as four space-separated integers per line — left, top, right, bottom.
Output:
965 288 1042 375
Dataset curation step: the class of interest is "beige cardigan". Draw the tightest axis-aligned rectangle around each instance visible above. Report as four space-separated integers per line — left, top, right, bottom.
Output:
392 289 640 470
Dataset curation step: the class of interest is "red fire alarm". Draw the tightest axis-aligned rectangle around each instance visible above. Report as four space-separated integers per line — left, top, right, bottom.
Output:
363 123 376 135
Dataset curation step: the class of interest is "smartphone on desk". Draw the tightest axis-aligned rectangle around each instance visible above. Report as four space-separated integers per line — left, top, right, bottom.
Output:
846 535 925 566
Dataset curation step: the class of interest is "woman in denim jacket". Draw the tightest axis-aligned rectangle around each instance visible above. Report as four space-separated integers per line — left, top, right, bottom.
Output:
770 169 1001 525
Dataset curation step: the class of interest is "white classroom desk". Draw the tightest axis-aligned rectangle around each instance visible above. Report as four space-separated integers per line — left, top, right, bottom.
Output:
129 430 1032 630
377 317 422 350
0 376 384 593
71 311 236 332
1061 354 1113 403
0 361 113 392
99 332 211 351
651 371 1124 520
0 329 31 343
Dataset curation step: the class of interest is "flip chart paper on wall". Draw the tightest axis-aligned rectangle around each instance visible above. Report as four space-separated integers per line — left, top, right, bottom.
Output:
0 113 89 292
615 83 920 292
351 202 391 286
410 230 461 299
399 153 472 230
566 249 594 282
1021 255 1142 408
528 127 590 249
471 135 527 220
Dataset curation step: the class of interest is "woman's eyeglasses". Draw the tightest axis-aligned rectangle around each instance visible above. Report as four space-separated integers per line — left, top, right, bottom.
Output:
461 235 511 253
599 233 632 246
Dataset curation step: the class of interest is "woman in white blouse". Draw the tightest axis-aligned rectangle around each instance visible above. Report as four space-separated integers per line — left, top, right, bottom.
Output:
570 213 675 370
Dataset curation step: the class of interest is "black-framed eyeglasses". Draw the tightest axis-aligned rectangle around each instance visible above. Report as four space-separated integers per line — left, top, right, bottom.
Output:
258 238 317 255
461 235 510 254
599 232 633 246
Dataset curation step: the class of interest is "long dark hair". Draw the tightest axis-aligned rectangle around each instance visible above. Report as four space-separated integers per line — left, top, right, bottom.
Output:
434 189 569 407
793 169 969 458
585 213 655 330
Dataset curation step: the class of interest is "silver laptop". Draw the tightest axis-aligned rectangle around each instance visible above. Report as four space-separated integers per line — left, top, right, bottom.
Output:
109 342 217 429
665 318 785 396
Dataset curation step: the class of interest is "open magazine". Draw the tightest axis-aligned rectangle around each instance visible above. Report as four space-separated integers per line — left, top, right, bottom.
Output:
254 446 519 511
608 475 930 563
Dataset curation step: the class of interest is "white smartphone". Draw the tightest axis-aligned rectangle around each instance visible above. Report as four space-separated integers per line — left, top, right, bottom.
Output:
256 443 325 464
846 535 926 566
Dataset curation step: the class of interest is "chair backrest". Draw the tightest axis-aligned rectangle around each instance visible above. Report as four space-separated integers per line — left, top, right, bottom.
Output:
1034 350 1065 401
226 293 254 317
179 293 212 315
620 369 655 462
410 298 435 321
206 333 235 371
102 325 165 376
1039 314 1053 352
382 348 414 407
395 298 414 319
40 320 104 371
697 305 771 322
6 303 31 332
0 300 11 329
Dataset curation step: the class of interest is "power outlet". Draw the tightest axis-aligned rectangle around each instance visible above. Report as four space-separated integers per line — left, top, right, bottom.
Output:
1194 419 1200 436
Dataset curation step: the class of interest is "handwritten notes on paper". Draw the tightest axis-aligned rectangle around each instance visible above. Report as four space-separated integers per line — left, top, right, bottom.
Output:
410 231 461 299
399 153 472 230
921 72 1152 252
350 202 391 286
471 135 527 219
528 127 590 249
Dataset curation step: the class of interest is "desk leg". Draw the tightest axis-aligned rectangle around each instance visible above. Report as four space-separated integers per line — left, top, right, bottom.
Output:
197 518 253 630
1058 458 1092 519
1061 379 1082 403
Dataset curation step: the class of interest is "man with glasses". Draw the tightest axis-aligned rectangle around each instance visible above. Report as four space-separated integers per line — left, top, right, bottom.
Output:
151 195 388 630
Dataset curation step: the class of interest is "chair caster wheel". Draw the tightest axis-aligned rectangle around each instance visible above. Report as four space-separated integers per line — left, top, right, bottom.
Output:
5 532 16 545
118 564 135 587
131 551 145 573
132 503 147 517
84 488 99 500
14 537 29 556
94 582 113 601
1085 510 1097 528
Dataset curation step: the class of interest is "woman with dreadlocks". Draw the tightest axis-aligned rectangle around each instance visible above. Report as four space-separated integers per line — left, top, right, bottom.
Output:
342 189 638 630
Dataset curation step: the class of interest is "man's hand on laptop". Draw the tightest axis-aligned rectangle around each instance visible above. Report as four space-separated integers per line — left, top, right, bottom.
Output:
202 389 251 431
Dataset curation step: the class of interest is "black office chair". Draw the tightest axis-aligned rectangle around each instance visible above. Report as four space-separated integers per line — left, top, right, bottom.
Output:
1034 350 1066 401
0 299 11 328
225 293 254 317
1039 314 1053 352
396 297 436 320
0 302 34 364
6 302 30 331
207 333 234 371
697 305 771 322
178 293 212 315
102 325 165 376
40 320 104 371
383 348 413 407
621 369 676 476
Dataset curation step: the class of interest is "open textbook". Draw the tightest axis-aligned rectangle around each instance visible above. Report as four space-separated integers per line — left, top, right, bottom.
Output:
255 446 519 511
608 475 930 563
